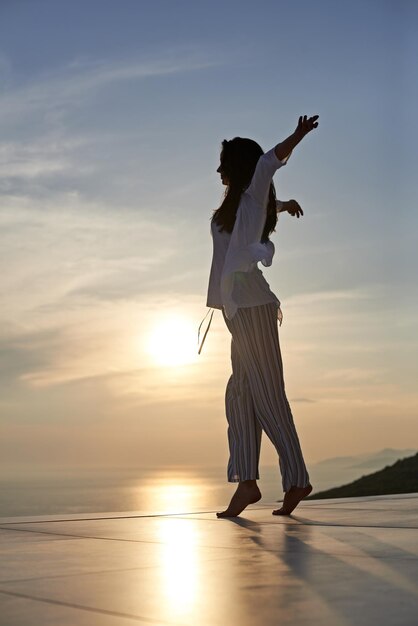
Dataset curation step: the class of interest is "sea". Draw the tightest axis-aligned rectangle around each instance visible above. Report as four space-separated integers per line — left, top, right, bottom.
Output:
0 456 405 519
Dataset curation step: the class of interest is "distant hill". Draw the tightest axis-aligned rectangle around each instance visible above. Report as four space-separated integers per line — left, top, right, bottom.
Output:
312 448 417 470
305 448 417 494
306 452 418 499
348 448 418 471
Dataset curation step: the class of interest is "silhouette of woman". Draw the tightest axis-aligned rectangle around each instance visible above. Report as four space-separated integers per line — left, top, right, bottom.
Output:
199 115 319 517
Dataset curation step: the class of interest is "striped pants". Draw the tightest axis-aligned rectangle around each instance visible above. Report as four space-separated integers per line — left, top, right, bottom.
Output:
222 301 310 492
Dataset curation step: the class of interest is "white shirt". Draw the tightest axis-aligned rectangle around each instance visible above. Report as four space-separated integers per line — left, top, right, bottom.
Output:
206 146 292 321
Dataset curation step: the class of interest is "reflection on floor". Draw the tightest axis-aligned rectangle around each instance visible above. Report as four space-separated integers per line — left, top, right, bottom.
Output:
1 493 417 626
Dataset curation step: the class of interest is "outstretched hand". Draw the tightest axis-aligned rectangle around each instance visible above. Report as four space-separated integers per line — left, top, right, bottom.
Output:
286 199 304 218
295 114 319 137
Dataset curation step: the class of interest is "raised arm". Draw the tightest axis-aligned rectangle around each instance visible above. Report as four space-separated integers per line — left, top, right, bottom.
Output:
275 114 319 161
246 115 319 208
245 148 289 207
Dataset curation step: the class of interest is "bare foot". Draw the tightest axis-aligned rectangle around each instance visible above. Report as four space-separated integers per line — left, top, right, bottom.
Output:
272 483 313 516
217 482 262 518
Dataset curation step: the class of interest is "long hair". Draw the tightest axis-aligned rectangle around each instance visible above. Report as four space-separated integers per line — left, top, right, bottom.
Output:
211 137 278 243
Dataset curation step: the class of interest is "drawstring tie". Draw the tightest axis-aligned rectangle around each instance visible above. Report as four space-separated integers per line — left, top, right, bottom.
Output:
197 308 214 355
197 304 282 355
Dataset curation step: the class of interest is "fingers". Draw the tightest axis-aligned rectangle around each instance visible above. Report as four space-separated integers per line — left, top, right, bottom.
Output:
299 114 319 131
309 115 319 129
287 199 304 218
309 115 319 130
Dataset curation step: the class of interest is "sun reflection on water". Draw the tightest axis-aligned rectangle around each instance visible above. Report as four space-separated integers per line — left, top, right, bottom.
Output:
133 472 207 616
137 471 216 514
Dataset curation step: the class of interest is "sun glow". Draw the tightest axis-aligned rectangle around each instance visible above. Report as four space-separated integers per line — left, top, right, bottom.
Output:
146 315 198 367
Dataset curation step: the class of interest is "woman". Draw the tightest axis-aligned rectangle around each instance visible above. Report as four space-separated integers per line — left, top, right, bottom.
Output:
202 114 319 518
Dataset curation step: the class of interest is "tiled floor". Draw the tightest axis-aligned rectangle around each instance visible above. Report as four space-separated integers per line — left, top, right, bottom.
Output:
1 493 417 626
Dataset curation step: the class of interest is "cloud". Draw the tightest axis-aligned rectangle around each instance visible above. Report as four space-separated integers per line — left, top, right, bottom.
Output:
320 368 386 382
286 287 375 307
0 137 94 181
0 307 206 406
0 188 205 392
0 334 52 389
0 191 191 403
0 53 221 120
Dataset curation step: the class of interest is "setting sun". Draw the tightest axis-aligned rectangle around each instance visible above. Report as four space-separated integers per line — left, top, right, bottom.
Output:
146 315 198 367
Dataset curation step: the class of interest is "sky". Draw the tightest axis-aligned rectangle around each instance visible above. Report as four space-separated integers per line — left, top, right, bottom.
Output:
0 0 417 474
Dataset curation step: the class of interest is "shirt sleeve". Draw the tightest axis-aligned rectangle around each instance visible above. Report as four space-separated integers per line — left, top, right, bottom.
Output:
219 149 291 320
245 147 292 207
